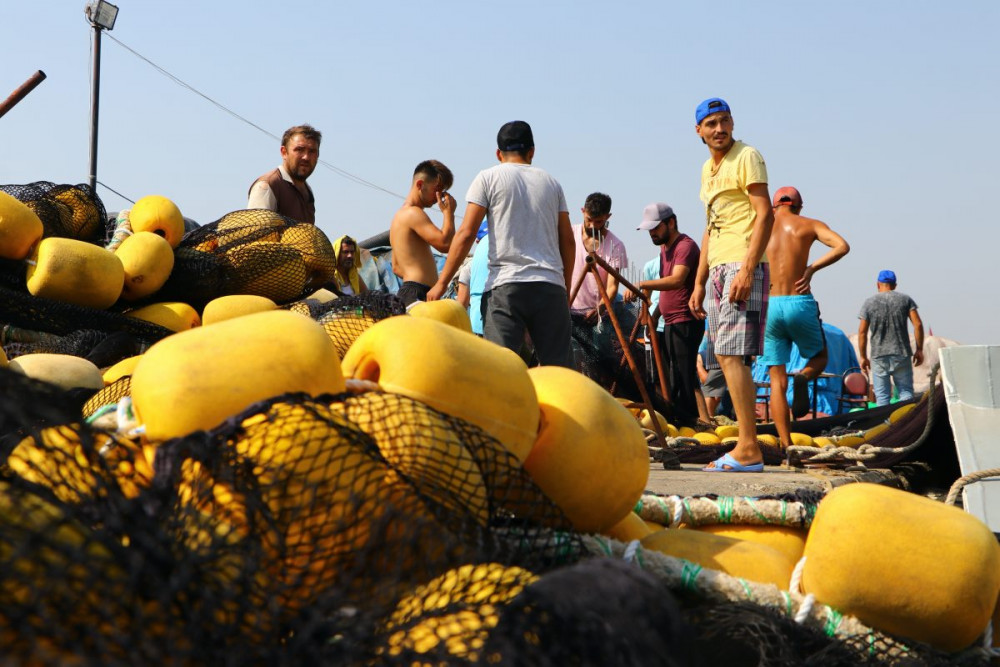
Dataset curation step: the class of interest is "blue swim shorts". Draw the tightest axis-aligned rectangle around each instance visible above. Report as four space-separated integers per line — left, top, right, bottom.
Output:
759 294 826 367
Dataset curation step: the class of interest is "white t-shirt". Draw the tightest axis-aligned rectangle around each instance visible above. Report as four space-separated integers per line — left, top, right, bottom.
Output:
465 162 568 291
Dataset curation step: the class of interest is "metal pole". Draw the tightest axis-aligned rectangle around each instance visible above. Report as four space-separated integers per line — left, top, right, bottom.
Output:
0 70 47 119
88 24 102 192
585 259 667 449
586 253 671 401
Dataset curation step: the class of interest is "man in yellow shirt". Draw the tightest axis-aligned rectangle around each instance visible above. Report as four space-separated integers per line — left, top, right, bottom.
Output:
689 98 774 472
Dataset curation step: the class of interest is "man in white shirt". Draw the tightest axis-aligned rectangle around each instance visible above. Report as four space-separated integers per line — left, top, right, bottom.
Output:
427 121 575 367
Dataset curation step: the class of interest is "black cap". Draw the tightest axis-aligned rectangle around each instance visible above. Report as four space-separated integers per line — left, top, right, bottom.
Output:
497 120 534 152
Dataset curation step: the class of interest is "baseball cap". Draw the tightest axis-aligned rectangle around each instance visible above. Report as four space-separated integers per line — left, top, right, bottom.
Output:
877 270 897 284
638 202 675 231
695 98 731 125
772 186 803 208
497 121 534 152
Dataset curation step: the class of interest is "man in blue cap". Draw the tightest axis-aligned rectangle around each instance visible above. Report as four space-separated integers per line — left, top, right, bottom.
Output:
689 97 774 472
858 270 924 406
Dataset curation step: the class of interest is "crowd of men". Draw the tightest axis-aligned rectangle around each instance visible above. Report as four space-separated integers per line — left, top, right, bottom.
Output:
247 103 924 473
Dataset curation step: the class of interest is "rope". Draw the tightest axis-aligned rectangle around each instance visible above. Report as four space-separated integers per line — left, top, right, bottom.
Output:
622 539 640 564
786 363 941 466
789 556 807 594
945 468 1000 506
794 593 816 624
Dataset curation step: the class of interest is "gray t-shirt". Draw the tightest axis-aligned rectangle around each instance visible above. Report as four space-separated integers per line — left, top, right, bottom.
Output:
465 162 568 291
858 291 918 358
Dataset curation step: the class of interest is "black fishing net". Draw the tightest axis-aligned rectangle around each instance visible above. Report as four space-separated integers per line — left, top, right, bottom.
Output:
0 285 171 363
298 292 406 360
0 365 990 665
0 181 108 244
158 210 337 309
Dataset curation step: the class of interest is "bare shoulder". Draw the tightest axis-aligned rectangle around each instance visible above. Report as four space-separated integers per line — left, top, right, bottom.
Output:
390 205 427 231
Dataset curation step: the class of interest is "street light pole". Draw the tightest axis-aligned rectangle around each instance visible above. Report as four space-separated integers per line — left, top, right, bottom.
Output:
88 22 102 191
84 1 118 193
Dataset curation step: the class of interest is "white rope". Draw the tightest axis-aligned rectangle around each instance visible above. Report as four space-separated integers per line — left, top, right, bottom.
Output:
794 593 816 624
789 556 807 595
668 495 685 528
622 539 640 564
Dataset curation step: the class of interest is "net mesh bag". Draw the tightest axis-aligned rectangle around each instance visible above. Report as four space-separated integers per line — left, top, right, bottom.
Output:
0 362 992 665
0 181 108 244
0 284 171 363
301 292 406 360
158 210 337 309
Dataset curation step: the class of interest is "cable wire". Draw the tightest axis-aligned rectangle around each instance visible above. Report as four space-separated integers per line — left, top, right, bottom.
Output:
103 33 405 201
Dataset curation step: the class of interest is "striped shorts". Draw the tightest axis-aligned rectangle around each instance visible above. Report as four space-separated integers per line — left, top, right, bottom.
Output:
706 262 769 362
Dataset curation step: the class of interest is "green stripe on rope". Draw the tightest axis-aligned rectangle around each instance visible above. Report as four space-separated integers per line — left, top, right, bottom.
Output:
738 578 754 601
682 497 693 525
634 498 644 514
656 495 671 520
780 500 787 524
746 497 770 524
597 537 613 557
782 591 793 618
824 607 844 637
718 496 735 523
84 403 117 424
680 560 702 590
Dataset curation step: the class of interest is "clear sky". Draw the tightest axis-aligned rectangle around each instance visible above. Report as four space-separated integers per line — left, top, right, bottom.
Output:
3 1 997 344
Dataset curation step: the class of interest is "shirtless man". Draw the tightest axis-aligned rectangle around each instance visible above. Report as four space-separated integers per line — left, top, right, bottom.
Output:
389 160 456 307
761 186 849 447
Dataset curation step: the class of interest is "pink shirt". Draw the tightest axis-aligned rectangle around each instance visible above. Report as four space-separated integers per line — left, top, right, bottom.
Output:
570 225 628 313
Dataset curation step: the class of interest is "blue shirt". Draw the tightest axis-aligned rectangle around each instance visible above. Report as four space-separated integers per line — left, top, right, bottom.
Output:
641 257 665 333
468 236 490 335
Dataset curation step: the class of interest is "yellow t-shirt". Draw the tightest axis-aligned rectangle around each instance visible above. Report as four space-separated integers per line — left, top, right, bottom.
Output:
699 140 769 268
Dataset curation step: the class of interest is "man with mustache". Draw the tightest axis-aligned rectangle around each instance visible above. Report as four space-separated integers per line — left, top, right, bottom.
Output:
689 98 774 472
247 124 321 224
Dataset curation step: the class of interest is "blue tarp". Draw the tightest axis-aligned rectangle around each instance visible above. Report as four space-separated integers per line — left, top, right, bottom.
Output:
751 322 860 416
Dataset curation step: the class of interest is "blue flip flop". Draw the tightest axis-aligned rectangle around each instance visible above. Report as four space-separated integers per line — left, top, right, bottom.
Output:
702 452 764 473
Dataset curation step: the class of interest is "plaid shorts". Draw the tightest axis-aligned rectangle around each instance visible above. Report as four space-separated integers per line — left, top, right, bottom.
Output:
706 262 769 361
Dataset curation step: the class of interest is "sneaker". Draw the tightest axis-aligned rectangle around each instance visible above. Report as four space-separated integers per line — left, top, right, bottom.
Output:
792 374 810 419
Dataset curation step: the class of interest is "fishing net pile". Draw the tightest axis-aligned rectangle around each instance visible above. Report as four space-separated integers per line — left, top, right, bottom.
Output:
4 368 990 666
0 182 108 245
0 185 351 366
157 209 338 310
4 299 997 666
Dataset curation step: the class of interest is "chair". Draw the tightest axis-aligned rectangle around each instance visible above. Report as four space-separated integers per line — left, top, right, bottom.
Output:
837 366 870 414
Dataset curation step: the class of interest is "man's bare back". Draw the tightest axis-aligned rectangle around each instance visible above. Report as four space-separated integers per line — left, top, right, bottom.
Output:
390 190 456 287
767 208 849 296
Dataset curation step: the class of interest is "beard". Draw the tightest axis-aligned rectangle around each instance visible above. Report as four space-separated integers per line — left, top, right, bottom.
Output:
290 162 316 180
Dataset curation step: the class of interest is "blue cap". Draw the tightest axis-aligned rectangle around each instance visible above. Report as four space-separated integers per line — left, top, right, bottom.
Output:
877 270 897 284
696 98 731 124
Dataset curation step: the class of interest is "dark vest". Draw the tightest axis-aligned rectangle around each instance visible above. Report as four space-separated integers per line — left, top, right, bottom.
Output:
250 168 315 223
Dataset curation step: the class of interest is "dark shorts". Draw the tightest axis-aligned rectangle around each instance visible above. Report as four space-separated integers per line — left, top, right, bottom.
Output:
397 280 431 308
483 282 573 368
